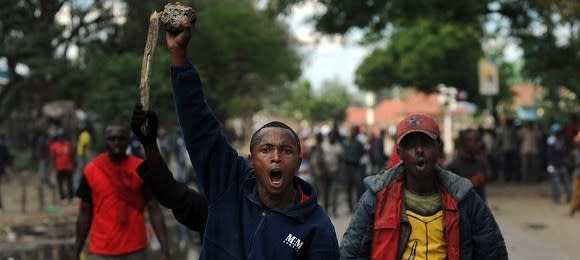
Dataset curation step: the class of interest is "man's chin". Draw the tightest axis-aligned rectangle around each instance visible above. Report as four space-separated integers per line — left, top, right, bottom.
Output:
109 153 127 162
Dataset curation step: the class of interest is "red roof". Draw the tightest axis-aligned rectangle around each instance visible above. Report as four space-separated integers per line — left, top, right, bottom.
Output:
348 90 443 126
511 84 539 107
346 107 367 125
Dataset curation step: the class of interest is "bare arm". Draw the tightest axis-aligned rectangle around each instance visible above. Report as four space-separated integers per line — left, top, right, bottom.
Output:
147 200 170 259
166 15 192 66
74 201 92 260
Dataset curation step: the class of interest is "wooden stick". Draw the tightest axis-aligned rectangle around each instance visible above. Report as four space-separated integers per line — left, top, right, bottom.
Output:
139 11 160 110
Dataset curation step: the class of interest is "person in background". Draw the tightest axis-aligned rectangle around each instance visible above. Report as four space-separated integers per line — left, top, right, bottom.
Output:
33 127 52 188
569 133 580 216
309 132 327 194
369 128 386 174
74 124 170 259
446 129 488 201
75 123 93 189
546 123 572 204
320 131 342 216
497 118 520 182
341 113 507 259
518 121 541 183
0 131 14 212
341 125 364 213
49 129 75 203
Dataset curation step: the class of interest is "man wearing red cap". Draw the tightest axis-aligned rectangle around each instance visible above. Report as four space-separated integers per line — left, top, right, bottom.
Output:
340 113 507 259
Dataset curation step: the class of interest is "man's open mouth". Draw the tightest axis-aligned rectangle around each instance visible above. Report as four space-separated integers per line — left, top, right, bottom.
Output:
269 169 283 186
416 158 426 169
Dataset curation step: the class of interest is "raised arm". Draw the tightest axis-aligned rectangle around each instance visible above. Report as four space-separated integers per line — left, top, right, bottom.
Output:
166 15 250 202
131 105 208 233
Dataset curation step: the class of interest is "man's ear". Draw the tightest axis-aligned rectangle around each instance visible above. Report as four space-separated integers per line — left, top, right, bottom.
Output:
247 154 253 165
396 145 401 156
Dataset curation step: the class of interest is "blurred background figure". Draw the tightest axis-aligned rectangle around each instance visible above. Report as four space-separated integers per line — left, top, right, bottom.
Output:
341 125 364 213
321 130 342 217
74 122 93 189
32 127 52 188
369 128 386 174
49 129 74 204
570 133 580 216
309 132 326 192
0 131 14 212
518 121 542 183
446 129 488 201
546 124 572 204
497 117 520 182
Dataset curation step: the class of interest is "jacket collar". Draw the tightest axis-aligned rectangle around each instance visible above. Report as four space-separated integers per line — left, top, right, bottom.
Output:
245 174 318 223
364 162 473 202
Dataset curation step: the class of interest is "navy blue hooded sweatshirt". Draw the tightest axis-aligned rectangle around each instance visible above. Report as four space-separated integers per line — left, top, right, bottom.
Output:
170 63 339 259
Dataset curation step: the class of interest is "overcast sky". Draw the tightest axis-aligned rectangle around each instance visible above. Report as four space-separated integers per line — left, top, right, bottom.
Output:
283 1 369 93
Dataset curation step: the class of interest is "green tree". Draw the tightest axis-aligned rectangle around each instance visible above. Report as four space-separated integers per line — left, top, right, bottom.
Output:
281 79 314 120
188 0 301 122
82 0 301 124
267 0 519 108
281 78 351 122
311 78 350 122
499 0 580 98
355 21 482 96
0 0 117 118
1 0 301 127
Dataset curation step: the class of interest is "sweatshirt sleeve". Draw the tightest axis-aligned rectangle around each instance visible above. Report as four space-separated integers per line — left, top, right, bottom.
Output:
170 64 251 203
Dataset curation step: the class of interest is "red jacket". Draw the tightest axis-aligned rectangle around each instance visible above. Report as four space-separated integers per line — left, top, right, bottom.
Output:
371 175 460 260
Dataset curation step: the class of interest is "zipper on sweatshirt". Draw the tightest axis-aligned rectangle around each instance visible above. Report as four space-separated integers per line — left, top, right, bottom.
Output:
247 211 267 259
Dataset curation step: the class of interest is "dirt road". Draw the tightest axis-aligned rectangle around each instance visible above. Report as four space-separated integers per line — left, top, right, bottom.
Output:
1 174 579 259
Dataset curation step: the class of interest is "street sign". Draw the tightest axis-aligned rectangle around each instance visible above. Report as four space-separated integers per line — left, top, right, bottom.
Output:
478 58 499 96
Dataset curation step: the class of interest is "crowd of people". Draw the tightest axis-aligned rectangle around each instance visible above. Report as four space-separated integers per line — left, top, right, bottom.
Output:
1 7 580 260
296 114 579 217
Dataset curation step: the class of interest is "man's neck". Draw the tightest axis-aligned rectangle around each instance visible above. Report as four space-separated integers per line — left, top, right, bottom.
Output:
108 154 127 164
258 185 299 211
406 173 438 196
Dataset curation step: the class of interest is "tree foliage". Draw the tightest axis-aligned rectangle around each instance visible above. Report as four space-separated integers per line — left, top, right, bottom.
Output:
187 0 301 121
267 0 490 37
1 0 302 126
281 78 351 122
499 0 580 97
355 21 482 94
267 1 504 106
0 0 118 118
82 0 301 123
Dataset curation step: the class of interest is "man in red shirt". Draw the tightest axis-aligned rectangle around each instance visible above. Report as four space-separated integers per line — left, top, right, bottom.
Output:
49 129 75 202
73 124 169 259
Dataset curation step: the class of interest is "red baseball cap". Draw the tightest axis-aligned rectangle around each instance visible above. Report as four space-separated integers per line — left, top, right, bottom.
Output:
395 113 440 145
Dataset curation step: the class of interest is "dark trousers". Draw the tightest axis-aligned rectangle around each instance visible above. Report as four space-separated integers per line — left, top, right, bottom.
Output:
521 153 540 183
57 170 73 200
503 151 520 182
317 172 338 216
343 162 361 212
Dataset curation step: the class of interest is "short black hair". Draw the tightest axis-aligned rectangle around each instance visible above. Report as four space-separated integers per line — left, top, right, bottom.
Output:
249 121 300 154
457 128 480 146
104 123 129 138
